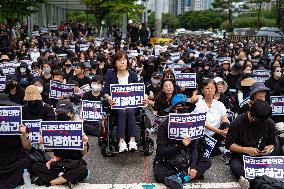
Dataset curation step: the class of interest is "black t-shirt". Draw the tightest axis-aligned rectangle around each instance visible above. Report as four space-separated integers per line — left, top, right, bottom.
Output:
53 149 83 160
40 75 52 85
72 75 91 87
0 136 24 166
225 113 276 159
145 83 160 97
82 91 104 101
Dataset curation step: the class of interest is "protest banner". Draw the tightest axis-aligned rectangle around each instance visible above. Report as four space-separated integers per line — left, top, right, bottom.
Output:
169 63 191 75
110 83 145 109
22 120 41 144
204 134 217 158
243 155 284 181
227 111 235 123
175 73 196 88
49 80 75 99
253 70 270 82
271 96 284 115
41 121 84 150
168 113 206 140
82 100 103 121
80 44 89 51
0 76 6 92
0 106 22 135
31 70 40 77
0 62 20 75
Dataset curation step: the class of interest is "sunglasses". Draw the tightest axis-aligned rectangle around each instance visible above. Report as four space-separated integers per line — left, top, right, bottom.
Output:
164 75 174 79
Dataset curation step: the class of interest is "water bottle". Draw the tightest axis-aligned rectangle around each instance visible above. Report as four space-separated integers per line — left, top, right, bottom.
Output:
23 169 32 188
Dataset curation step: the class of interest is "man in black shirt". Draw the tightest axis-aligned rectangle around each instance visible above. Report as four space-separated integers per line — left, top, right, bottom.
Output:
225 100 276 188
72 63 91 88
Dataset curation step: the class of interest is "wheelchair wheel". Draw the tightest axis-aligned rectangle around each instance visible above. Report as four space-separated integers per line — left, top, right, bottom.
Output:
144 138 155 156
101 144 115 157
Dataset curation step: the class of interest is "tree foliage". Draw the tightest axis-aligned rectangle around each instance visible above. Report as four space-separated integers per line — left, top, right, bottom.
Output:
179 10 225 30
249 0 271 28
84 0 143 31
275 0 284 29
0 0 46 25
212 0 240 31
148 12 180 32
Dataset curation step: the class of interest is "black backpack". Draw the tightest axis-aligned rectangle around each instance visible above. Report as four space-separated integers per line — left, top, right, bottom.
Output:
250 175 284 189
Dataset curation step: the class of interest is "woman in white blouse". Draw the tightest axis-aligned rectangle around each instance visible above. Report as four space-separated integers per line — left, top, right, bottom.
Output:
195 78 230 156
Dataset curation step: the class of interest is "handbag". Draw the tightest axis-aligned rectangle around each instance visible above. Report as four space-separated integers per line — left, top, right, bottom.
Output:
25 147 50 163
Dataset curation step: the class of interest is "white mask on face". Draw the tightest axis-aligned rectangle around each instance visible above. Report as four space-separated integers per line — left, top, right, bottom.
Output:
36 86 43 93
91 84 102 92
20 67 26 73
151 78 160 85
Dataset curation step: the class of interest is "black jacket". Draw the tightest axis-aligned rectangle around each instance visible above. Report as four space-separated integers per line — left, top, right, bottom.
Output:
23 102 56 121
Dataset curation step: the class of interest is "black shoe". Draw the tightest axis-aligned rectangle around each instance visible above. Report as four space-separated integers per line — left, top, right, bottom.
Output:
66 181 79 189
33 177 50 187
164 174 184 189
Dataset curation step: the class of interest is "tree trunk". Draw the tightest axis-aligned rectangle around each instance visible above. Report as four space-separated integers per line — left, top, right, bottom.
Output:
228 8 233 32
257 4 262 28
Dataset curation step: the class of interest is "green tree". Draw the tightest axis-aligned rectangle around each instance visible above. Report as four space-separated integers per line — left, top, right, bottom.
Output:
249 0 271 28
84 0 143 33
212 0 240 31
0 0 46 47
179 10 224 30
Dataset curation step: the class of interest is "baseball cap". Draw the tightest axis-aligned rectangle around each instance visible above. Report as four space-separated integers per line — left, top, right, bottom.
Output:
55 100 74 114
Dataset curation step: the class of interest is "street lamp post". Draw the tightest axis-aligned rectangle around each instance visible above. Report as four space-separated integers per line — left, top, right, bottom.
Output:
155 0 162 38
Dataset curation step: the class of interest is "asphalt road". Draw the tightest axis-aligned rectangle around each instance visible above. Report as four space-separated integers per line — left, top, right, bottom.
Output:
83 135 237 184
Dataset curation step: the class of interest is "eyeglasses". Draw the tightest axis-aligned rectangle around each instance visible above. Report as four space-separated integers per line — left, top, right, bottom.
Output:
164 75 174 79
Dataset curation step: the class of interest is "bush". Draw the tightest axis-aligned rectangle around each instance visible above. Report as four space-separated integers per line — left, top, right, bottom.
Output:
220 17 276 30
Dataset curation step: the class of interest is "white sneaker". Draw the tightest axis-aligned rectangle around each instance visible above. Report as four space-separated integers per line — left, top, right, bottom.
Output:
239 176 250 189
119 141 128 153
128 141 138 151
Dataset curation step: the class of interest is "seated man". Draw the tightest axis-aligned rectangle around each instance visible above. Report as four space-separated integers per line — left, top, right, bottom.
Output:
153 94 211 189
225 100 276 189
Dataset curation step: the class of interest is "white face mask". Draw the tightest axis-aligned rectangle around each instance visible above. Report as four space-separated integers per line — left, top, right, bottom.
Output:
91 84 102 92
43 67 51 74
20 67 26 73
151 78 160 85
36 86 43 94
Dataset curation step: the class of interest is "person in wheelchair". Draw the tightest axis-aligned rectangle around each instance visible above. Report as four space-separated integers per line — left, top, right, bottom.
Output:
153 94 212 189
103 50 145 153
82 75 106 136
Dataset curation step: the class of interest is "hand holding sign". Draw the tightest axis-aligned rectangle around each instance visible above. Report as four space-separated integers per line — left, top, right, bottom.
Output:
182 136 191 146
19 125 28 135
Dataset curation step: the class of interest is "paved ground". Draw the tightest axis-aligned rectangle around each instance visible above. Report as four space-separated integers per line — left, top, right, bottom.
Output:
84 135 237 184
20 135 241 188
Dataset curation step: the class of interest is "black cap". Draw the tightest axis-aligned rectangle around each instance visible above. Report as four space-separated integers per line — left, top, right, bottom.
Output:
55 100 74 114
151 72 162 78
232 62 242 70
83 61 91 69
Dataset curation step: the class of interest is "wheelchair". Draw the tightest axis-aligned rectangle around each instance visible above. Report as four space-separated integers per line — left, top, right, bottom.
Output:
98 103 155 157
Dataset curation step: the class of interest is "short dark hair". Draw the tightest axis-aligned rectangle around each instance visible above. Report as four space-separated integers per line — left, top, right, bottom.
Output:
250 100 272 120
200 78 218 94
111 50 130 71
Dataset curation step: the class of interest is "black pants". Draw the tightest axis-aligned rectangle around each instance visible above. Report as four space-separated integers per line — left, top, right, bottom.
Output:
153 157 212 183
0 157 32 189
32 162 88 184
229 157 245 178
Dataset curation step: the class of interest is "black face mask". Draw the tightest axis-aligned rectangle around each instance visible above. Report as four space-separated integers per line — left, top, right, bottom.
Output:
57 113 71 121
27 100 43 112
